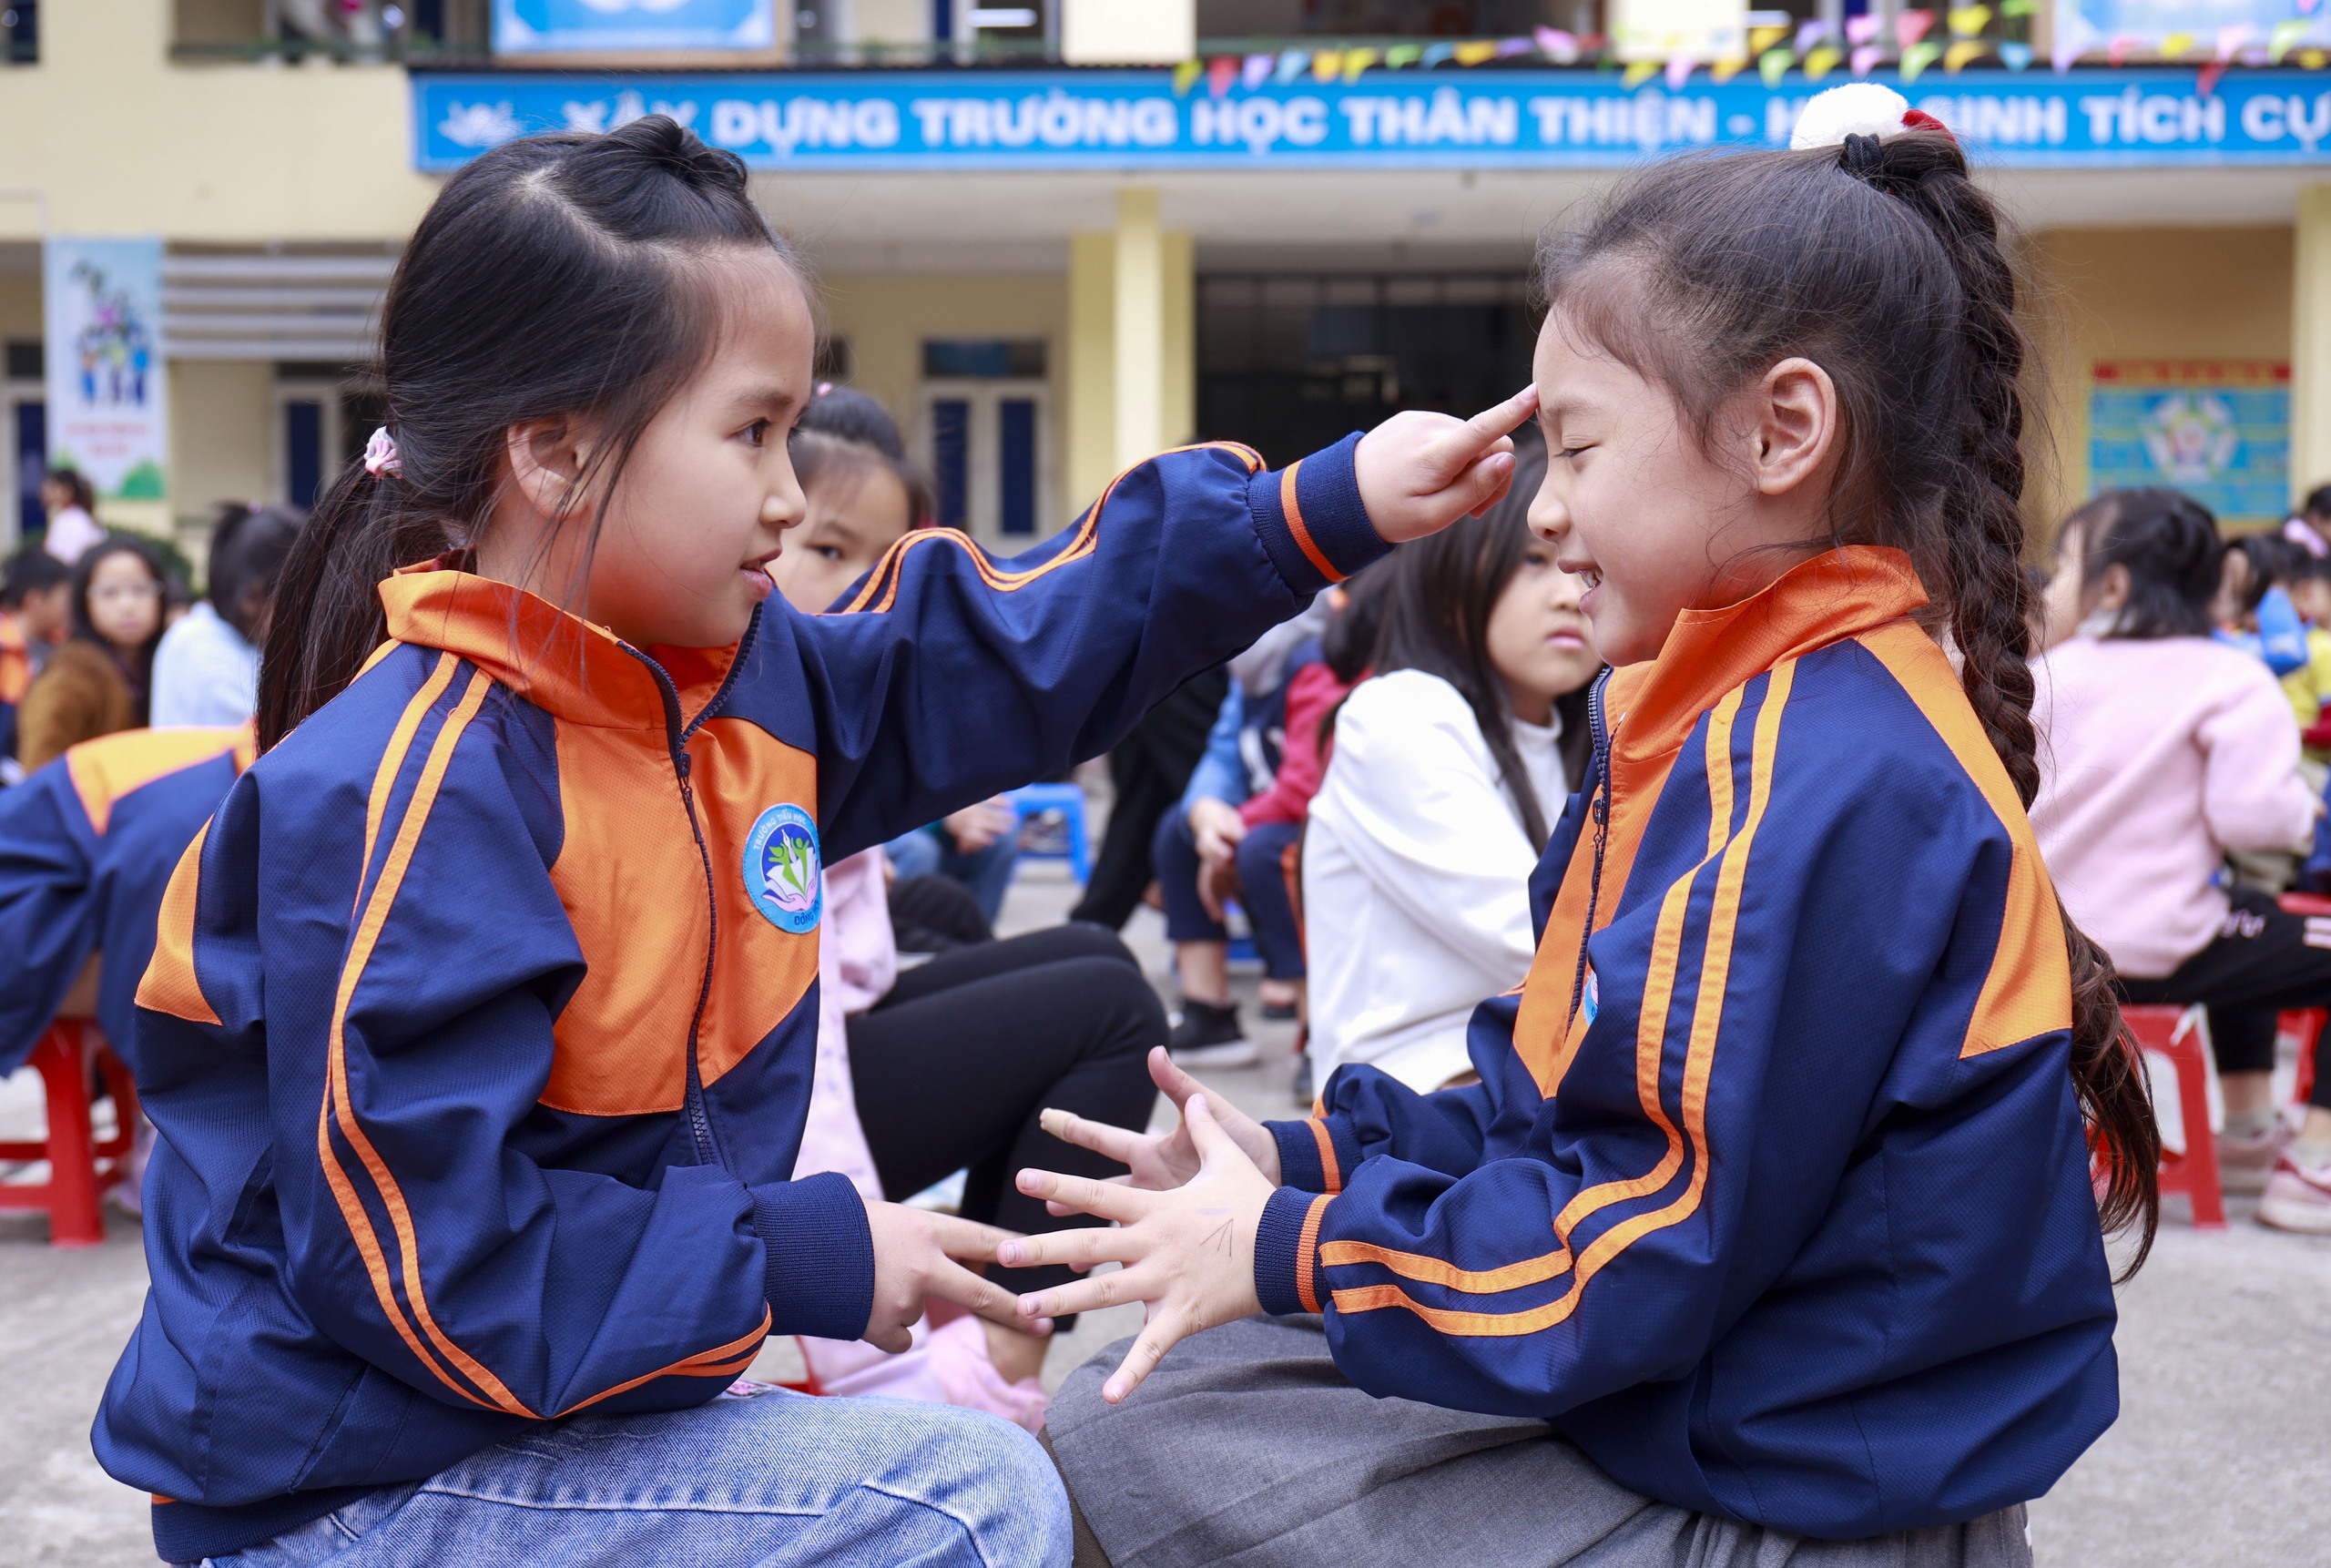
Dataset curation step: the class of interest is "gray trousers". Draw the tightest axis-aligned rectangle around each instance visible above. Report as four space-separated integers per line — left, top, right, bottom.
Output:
1044 1317 2032 1568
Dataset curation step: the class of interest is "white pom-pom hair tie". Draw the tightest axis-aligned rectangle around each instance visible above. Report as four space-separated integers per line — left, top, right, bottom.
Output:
1787 82 1954 151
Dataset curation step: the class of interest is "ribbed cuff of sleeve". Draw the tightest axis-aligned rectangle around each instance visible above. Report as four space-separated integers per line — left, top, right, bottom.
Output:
1255 1186 1332 1317
750 1171 875 1343
1246 432 1389 596
1267 1113 1360 1194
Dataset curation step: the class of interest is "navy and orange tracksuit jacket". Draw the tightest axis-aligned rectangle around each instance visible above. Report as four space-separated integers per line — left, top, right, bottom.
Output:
1254 546 2119 1539
95 439 1388 1563
0 727 251 1075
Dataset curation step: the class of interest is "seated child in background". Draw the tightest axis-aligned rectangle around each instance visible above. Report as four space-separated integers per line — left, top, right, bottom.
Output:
1302 432 1600 1096
2214 531 2310 676
1151 588 1378 1066
149 503 301 728
769 384 1169 1419
15 538 168 772
2033 487 2331 1230
0 547 74 772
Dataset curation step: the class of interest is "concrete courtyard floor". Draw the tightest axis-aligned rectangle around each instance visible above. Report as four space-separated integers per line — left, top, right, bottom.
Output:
4 862 2327 1565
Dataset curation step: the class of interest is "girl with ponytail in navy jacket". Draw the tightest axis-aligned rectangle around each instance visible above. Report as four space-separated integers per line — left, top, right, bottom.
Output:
1014 85 2160 1568
94 117 1527 1568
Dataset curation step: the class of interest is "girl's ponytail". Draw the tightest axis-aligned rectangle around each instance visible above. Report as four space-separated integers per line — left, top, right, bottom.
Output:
255 114 807 749
1862 131 2161 1276
256 463 451 749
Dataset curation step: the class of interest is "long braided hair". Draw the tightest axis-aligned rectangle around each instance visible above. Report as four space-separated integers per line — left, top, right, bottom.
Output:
1537 127 2160 1276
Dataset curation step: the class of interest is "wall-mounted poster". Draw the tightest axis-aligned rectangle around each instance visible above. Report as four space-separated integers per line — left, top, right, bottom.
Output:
492 0 776 56
43 238 168 503
2091 361 2290 524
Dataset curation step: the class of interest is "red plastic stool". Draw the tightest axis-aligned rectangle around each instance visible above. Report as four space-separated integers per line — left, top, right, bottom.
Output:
0 1020 139 1247
2280 1008 2322 1107
2120 1004 2224 1229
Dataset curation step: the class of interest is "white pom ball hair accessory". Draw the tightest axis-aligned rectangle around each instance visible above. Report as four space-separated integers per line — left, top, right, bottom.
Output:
1786 82 1954 151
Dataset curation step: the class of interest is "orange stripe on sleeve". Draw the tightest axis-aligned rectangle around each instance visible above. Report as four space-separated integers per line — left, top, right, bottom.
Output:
316 668 509 1412
1307 1116 1342 1194
1277 463 1342 585
840 442 1266 616
136 824 221 1027
1294 1194 1331 1313
1318 1238 1573 1295
558 1308 772 1415
358 652 459 913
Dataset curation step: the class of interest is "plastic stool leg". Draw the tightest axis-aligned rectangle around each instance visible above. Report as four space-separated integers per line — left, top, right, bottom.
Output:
2172 1022 2226 1230
1067 797 1091 884
36 1023 105 1247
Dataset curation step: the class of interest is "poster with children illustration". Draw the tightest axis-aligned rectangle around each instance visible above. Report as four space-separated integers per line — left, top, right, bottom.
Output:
42 238 168 502
2090 360 2289 524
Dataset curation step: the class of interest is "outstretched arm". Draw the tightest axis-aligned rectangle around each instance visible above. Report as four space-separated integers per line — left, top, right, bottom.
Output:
777 393 1535 860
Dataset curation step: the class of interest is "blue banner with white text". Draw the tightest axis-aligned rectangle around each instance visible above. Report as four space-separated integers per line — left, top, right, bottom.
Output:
413 68 2331 172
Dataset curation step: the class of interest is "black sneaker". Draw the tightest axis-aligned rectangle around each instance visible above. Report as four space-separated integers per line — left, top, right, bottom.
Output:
1289 1054 1314 1109
1167 999 1257 1067
1260 999 1299 1022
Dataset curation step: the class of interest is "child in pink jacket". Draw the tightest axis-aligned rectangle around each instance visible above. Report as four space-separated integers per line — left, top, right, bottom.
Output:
2032 487 2331 1231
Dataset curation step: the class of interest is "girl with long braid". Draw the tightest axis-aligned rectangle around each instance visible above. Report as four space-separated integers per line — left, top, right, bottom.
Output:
1009 85 2157 1568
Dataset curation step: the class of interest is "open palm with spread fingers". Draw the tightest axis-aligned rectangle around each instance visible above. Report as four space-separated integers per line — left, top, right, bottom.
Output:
1038 1046 1280 1198
1001 1093 1273 1403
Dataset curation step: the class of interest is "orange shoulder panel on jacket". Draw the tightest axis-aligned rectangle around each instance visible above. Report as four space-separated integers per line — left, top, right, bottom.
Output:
137 823 221 1026
66 725 249 836
1858 621 2071 1057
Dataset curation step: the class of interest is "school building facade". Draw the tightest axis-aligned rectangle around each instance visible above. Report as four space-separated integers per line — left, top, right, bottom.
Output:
3 0 2329 564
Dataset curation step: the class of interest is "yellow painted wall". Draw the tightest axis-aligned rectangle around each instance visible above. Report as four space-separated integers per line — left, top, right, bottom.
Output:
2026 225 2295 530
172 361 276 520
0 0 432 243
817 269 1073 513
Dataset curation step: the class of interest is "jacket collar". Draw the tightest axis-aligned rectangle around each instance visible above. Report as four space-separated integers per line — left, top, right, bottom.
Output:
378 558 746 731
1609 545 1929 763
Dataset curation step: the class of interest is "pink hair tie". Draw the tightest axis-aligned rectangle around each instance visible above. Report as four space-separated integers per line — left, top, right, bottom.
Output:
814 381 834 398
363 427 402 479
2286 516 2329 558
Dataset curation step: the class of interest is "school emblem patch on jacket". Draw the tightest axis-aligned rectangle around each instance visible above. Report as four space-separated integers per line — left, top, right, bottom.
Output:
745 803 822 933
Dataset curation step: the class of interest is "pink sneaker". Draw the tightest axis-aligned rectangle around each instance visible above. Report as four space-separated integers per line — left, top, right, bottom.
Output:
927 1314 1050 1433
2217 1124 2290 1195
2257 1155 2331 1235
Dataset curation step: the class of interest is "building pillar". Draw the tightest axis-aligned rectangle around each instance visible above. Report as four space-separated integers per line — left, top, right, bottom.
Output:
1066 230 1116 512
1064 190 1195 515
2294 185 2331 504
1112 187 1164 471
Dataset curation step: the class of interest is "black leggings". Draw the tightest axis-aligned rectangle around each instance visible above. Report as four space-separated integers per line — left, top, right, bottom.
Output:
2121 887 2331 1108
847 923 1166 1312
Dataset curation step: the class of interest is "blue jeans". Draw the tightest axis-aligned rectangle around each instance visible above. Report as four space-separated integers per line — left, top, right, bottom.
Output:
207 1388 1070 1567
1150 810 1307 981
887 823 1020 925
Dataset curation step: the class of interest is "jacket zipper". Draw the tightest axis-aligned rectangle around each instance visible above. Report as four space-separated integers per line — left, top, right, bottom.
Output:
1565 668 1613 1032
622 608 761 1168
